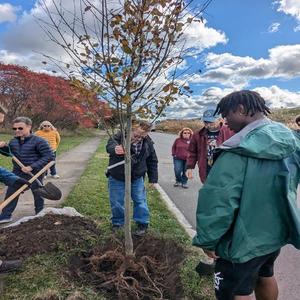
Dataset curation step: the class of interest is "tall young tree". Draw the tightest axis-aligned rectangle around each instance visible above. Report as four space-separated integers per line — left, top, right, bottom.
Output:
39 0 211 255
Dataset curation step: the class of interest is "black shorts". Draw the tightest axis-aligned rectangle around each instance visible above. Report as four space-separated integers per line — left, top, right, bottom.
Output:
214 249 280 300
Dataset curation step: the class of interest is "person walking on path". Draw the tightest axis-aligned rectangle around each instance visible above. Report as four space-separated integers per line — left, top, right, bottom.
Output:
172 127 193 188
35 121 61 179
186 107 233 184
0 117 54 223
106 120 158 236
193 90 300 300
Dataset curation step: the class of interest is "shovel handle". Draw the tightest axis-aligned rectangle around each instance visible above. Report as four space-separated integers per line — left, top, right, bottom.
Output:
0 161 55 212
12 156 43 186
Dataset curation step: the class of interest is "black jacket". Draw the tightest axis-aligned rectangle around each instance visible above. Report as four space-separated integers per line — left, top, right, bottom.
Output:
106 132 158 183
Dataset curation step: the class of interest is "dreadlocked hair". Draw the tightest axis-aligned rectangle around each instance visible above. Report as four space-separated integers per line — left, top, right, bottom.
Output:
215 90 271 117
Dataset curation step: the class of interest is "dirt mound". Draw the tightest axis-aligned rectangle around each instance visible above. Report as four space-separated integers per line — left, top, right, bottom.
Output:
0 215 101 259
69 234 186 300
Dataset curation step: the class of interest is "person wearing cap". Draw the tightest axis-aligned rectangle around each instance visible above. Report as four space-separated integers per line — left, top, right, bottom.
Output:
186 107 234 183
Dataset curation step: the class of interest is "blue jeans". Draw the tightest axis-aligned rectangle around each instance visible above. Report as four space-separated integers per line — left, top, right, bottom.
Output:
108 176 149 226
173 158 188 184
1 175 44 218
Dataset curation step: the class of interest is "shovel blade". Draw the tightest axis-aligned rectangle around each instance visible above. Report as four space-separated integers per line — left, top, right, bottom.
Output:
35 182 62 200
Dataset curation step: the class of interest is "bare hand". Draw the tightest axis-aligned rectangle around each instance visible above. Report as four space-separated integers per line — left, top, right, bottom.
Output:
115 145 125 155
0 141 7 147
186 169 193 179
203 249 219 260
21 166 33 174
148 183 156 189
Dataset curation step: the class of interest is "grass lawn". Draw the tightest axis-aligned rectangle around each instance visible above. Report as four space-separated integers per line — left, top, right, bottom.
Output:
1 138 214 299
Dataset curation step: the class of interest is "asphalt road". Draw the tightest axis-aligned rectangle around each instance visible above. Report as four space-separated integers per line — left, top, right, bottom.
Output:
151 131 300 300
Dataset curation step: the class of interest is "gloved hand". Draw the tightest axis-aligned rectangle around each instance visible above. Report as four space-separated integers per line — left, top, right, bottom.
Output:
12 177 30 189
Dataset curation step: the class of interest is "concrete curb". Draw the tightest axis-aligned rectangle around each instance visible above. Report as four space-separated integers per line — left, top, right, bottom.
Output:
155 183 196 239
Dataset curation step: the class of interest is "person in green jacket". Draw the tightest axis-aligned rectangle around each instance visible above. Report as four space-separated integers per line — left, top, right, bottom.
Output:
192 90 300 300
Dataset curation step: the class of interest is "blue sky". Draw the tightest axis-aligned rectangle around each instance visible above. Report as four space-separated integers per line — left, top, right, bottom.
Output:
0 0 300 118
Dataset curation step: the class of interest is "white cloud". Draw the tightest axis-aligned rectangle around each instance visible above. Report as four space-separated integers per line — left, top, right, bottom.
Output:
0 1 227 77
294 24 300 31
0 3 20 23
166 85 300 118
268 22 280 33
181 17 227 53
275 0 300 21
188 44 300 88
254 85 300 108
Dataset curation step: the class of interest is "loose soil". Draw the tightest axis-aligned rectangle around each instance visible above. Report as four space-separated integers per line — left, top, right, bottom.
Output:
0 214 101 259
0 215 187 299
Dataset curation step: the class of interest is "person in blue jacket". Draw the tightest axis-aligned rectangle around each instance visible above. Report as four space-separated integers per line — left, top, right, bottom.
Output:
0 116 54 223
0 113 30 273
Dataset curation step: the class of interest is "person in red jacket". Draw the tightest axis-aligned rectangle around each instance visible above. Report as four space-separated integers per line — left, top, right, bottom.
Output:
186 108 234 183
172 127 193 188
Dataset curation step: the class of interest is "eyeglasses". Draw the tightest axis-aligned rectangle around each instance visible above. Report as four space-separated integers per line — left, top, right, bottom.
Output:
12 127 24 131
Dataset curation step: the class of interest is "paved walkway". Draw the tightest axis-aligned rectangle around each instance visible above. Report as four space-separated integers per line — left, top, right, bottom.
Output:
0 136 101 223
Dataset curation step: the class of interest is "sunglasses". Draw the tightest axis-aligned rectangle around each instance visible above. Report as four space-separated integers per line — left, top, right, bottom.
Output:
12 127 24 131
43 125 51 127
183 132 190 134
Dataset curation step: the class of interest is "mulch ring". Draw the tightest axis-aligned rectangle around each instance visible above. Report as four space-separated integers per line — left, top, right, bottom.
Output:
68 234 186 300
0 214 101 259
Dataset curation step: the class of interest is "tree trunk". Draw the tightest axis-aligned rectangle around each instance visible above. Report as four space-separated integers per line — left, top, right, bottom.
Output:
124 113 134 256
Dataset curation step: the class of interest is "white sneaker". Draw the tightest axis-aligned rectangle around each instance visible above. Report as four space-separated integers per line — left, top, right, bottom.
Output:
51 174 60 179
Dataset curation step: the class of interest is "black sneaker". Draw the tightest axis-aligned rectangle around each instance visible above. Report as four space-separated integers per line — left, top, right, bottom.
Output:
195 261 215 276
134 223 148 236
0 260 22 273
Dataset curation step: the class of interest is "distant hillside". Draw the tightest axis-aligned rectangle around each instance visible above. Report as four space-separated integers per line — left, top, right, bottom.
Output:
269 107 300 128
156 107 300 134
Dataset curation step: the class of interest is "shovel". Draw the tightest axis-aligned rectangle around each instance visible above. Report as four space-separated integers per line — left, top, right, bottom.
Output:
11 156 62 201
0 161 56 212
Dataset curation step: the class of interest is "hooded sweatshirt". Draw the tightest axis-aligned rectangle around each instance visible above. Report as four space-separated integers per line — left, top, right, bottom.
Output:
192 118 300 263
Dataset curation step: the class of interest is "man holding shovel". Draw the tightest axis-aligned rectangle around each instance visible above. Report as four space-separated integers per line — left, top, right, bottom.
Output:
0 116 54 223
0 112 29 272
